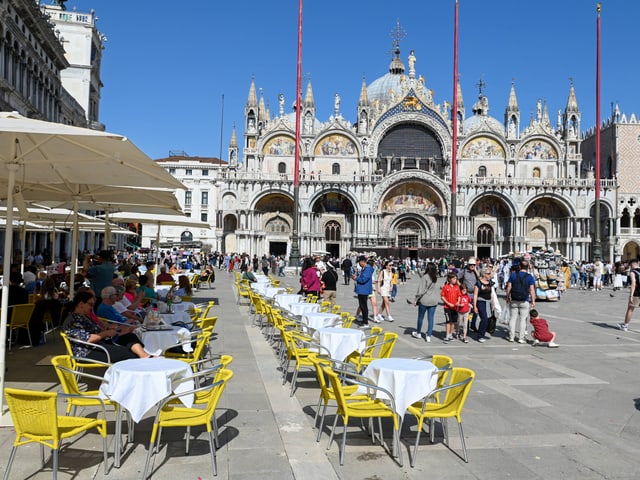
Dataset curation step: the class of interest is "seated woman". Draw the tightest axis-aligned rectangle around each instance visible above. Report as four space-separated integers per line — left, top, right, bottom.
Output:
135 274 157 300
62 290 150 363
29 277 64 345
169 274 193 298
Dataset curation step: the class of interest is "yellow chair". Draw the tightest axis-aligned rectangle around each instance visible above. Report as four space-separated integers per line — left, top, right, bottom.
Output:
60 332 112 368
142 369 234 480
281 330 329 396
347 331 397 372
180 295 193 302
159 281 175 286
324 367 402 466
163 328 213 368
406 367 475 466
319 301 332 312
331 304 342 314
7 303 36 349
310 354 369 442
189 273 201 290
3 387 109 479
235 282 251 305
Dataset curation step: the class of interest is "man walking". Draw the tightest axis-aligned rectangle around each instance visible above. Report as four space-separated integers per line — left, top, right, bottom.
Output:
619 260 640 331
341 256 353 285
353 256 373 326
505 259 536 343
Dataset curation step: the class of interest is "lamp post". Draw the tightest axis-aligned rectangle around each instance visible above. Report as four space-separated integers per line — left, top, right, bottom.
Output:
289 0 303 269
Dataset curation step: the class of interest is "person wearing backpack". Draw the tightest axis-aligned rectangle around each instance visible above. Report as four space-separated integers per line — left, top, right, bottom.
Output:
505 259 536 343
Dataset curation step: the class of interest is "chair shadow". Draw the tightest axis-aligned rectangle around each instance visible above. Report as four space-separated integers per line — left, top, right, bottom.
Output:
634 398 640 411
589 322 624 331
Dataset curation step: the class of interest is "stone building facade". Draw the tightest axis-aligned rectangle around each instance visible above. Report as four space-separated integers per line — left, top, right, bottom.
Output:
210 43 616 261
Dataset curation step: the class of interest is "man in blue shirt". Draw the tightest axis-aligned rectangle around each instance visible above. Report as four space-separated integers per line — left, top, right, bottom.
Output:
83 250 116 310
354 256 373 326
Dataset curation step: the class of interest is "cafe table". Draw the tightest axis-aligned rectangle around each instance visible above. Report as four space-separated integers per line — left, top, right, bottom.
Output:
360 357 437 416
312 327 366 361
99 357 194 467
302 312 342 331
158 311 192 325
287 302 321 316
261 286 286 299
136 325 193 356
274 293 303 312
169 301 196 313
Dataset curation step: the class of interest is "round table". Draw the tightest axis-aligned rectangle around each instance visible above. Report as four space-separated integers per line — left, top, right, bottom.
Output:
136 325 193 356
312 327 366 361
360 358 438 416
302 312 341 331
288 302 320 316
274 293 303 312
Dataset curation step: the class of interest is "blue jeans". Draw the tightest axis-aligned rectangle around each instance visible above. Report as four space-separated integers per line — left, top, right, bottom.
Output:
416 304 437 336
476 300 489 339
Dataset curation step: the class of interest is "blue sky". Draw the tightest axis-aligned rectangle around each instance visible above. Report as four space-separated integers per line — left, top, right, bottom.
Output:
73 0 637 161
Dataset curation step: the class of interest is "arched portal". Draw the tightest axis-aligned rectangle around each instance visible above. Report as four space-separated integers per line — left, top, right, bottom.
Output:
525 198 570 253
469 195 512 257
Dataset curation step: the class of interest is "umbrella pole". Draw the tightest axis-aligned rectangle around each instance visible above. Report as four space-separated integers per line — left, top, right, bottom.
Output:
50 221 56 264
0 162 19 419
156 224 161 282
69 197 80 300
104 209 111 250
19 222 26 275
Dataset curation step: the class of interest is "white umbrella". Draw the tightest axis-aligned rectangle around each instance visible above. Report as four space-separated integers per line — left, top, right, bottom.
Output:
102 212 210 275
0 111 185 417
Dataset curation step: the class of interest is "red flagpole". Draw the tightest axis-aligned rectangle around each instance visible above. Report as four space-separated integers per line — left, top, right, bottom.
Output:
448 0 459 258
289 0 303 267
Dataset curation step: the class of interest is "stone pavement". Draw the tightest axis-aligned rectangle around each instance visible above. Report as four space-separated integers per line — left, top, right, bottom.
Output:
1 270 639 479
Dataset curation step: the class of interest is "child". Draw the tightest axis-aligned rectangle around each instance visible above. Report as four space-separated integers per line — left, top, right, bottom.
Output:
440 273 461 343
529 309 558 347
456 285 471 343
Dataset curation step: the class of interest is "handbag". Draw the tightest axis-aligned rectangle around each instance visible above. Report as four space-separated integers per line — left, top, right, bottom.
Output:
487 314 497 334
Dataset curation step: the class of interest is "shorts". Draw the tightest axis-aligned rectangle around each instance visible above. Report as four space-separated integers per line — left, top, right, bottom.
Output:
630 296 640 308
444 309 458 324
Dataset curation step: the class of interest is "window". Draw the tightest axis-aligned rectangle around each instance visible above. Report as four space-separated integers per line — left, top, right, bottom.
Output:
184 191 192 206
278 162 286 174
201 191 208 205
478 166 487 177
185 169 192 175
202 169 209 176
332 163 340 175
533 167 541 178
201 213 208 222
266 217 290 233
325 221 341 241
169 168 176 174
477 224 494 244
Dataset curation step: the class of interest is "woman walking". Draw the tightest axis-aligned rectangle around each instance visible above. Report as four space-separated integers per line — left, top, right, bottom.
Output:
411 262 440 342
473 267 495 343
377 261 395 322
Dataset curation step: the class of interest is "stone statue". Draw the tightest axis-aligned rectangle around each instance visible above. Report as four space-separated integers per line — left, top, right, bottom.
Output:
278 93 285 117
408 50 416 77
334 93 341 115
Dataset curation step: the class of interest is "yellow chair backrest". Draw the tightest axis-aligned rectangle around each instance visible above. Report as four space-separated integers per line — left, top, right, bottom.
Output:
9 303 35 328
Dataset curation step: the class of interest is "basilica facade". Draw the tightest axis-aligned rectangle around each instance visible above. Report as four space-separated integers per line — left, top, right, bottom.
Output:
216 43 616 261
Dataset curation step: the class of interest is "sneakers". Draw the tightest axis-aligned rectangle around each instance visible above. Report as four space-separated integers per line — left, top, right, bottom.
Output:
548 341 559 348
411 331 421 339
517 338 526 344
532 338 540 346
618 322 628 331
425 335 431 343
478 337 486 343
372 315 382 324
507 336 515 342
386 315 394 322
461 337 469 343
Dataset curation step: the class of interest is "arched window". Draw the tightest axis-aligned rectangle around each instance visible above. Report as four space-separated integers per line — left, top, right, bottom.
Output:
634 209 640 228
478 166 487 177
180 231 193 242
621 208 630 228
266 217 290 233
325 221 341 241
278 162 286 174
476 224 493 244
533 167 541 178
332 163 340 175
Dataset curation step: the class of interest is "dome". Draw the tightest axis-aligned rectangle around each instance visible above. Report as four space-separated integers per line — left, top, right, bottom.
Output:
463 114 505 136
368 72 403 104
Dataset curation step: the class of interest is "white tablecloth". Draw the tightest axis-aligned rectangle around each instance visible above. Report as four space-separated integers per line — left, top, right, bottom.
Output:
261 287 285 299
154 286 172 299
360 358 437 416
313 327 365 361
287 302 320 316
170 301 195 313
137 326 193 356
99 358 194 423
302 312 341 331
274 293 303 311
157 312 192 325
253 274 271 283
251 282 271 295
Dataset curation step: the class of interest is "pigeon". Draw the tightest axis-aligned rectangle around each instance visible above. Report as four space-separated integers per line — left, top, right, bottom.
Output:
609 293 615 298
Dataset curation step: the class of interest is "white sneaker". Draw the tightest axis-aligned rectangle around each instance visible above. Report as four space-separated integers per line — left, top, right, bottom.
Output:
386 315 394 322
425 335 431 342
411 331 421 339
372 315 382 324
548 341 559 348
618 322 628 331
532 339 540 346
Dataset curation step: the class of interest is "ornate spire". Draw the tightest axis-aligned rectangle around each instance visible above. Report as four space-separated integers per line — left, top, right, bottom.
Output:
358 75 370 107
506 78 519 112
246 75 258 107
565 78 579 112
388 19 406 75
456 80 464 110
304 80 315 108
258 88 268 122
230 124 237 148
542 99 550 125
